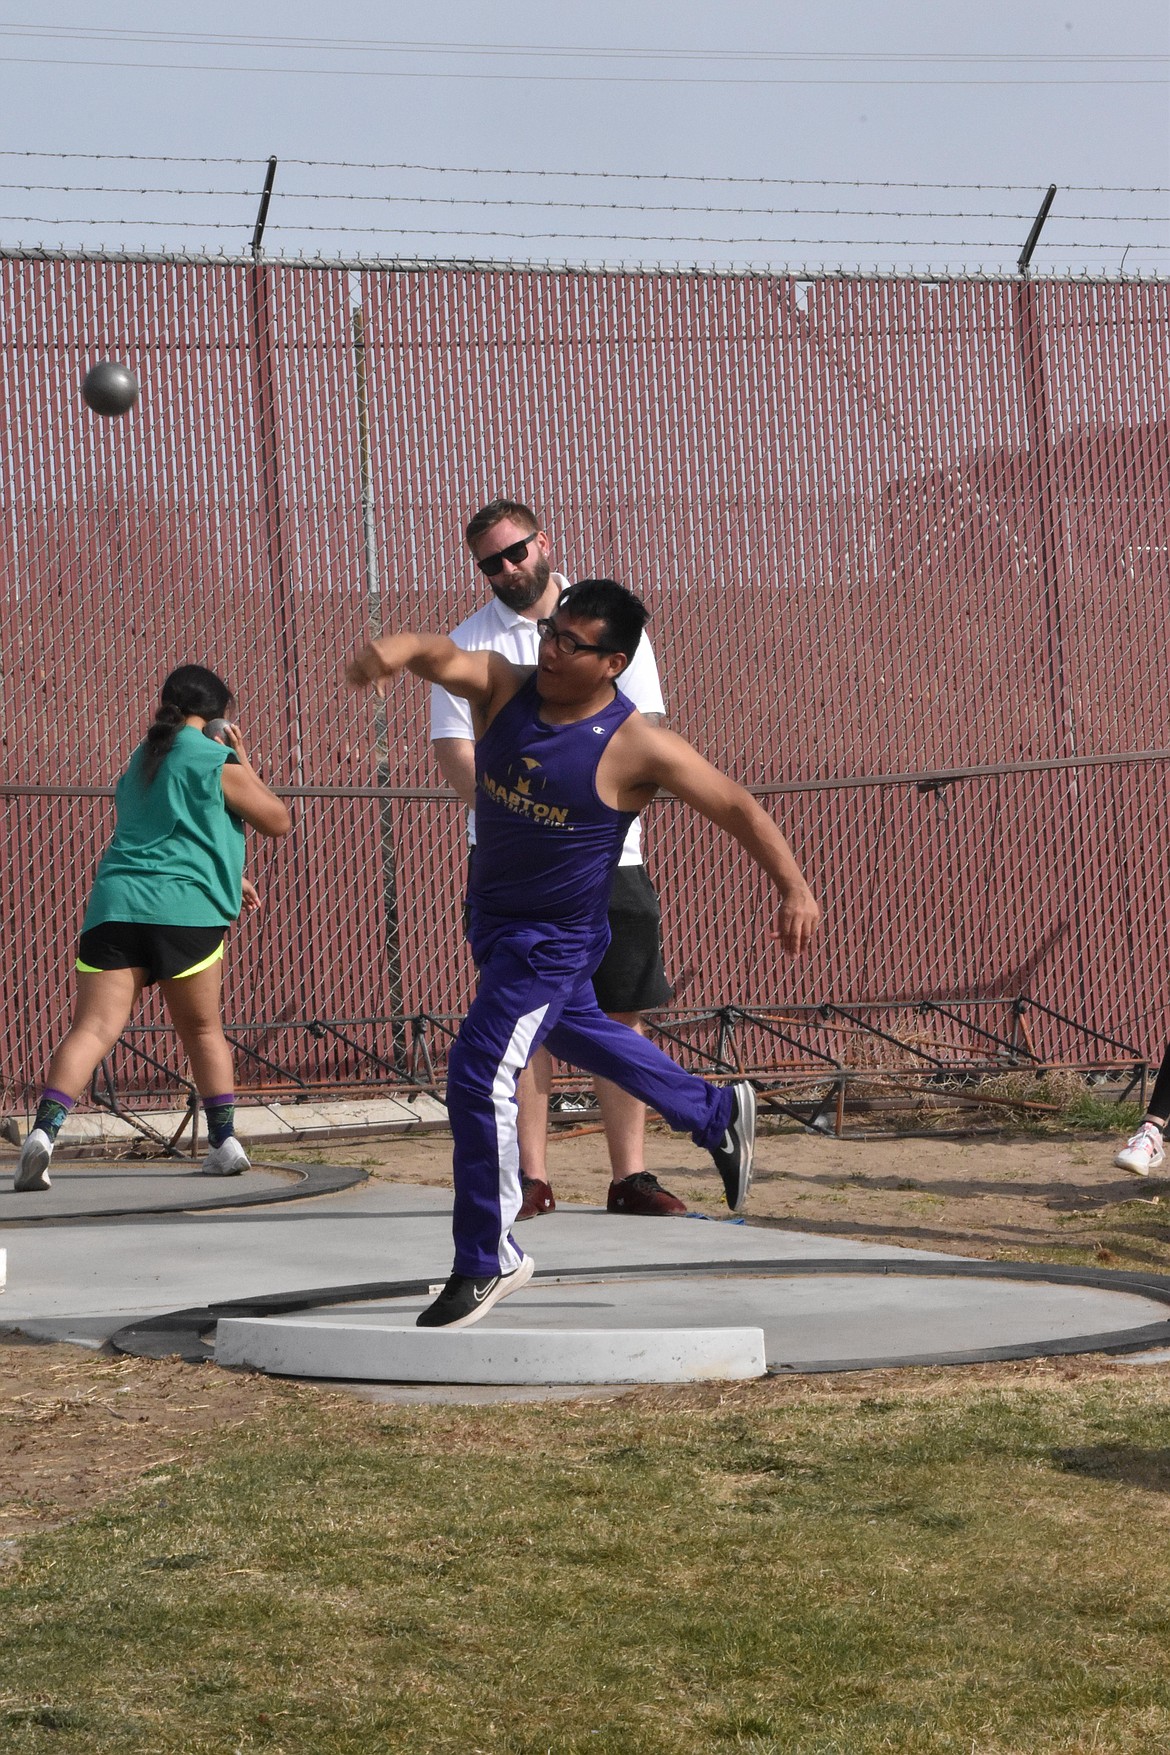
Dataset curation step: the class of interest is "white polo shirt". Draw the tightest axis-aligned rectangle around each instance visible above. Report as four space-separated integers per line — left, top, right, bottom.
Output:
430 574 666 866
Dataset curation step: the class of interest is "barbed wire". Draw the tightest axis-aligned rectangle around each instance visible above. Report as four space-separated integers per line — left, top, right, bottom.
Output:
2 214 1164 253
0 154 1163 275
0 152 1163 196
1 181 1165 226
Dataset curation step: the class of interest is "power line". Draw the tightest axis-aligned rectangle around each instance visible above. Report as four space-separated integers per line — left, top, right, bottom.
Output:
0 24 1166 65
2 51 1166 87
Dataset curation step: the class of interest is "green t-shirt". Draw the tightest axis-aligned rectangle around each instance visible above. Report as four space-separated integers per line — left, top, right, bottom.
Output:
83 726 246 929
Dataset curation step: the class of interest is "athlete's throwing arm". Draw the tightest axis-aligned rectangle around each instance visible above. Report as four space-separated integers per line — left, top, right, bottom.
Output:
346 629 820 955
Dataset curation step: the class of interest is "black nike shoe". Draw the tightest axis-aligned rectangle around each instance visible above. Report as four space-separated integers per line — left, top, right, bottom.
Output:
709 1081 756 1212
415 1253 534 1330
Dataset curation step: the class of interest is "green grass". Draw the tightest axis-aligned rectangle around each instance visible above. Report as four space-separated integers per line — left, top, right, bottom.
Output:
1060 1094 1145 1133
1024 1197 1170 1273
3 1375 1170 1752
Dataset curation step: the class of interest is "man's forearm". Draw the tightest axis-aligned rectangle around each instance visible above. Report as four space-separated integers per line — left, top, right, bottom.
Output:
722 789 821 952
697 784 806 892
743 815 812 901
348 632 492 701
358 632 457 686
632 725 820 953
433 737 477 809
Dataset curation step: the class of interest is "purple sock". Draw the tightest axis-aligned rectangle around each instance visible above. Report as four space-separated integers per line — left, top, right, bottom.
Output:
202 1093 236 1148
34 1088 76 1142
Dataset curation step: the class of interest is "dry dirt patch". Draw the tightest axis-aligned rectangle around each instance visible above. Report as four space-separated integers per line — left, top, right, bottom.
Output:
0 1339 283 1544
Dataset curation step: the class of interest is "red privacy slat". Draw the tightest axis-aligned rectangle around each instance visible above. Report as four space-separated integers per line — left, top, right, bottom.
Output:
1 259 1168 1103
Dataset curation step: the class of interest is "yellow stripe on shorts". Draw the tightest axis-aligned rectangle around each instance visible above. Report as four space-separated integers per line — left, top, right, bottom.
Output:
74 940 225 978
171 940 226 980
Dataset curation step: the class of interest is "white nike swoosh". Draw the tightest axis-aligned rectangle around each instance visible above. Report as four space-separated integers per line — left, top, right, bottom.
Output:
472 1281 497 1303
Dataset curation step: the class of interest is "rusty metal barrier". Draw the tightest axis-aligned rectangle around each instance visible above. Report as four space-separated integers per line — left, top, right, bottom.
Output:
1 257 1168 1118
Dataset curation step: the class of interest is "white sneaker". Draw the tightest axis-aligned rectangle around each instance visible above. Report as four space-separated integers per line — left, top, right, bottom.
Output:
15 1128 53 1191
1115 1122 1165 1177
200 1136 251 1177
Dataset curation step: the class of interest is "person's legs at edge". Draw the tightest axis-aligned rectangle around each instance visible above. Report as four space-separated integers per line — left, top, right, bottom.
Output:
516 1024 682 1220
596 1013 687 1216
592 868 685 1215
1117 1041 1170 1175
514 1048 556 1218
17 967 143 1190
162 959 249 1176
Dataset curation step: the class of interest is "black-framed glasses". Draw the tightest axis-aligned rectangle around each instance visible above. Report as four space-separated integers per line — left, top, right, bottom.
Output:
476 531 540 577
536 617 619 658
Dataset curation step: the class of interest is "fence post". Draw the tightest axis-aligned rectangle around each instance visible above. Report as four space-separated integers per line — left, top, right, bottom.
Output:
250 172 310 1026
1014 266 1082 981
352 300 406 1064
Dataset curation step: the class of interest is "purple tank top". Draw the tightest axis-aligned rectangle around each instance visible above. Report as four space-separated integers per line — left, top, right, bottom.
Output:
471 674 637 931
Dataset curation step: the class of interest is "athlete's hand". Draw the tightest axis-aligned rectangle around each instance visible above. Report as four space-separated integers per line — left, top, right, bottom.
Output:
240 877 262 914
220 722 255 770
346 636 410 697
345 644 383 692
772 884 821 956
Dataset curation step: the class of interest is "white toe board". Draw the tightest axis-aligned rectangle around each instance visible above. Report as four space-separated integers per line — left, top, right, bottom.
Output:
215 1316 767 1383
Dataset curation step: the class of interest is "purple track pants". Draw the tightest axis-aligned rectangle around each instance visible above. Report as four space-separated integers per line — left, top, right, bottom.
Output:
446 920 733 1277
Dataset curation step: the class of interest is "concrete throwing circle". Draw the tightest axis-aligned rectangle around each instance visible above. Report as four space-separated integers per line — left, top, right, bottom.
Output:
111 1257 1170 1381
0 1159 366 1223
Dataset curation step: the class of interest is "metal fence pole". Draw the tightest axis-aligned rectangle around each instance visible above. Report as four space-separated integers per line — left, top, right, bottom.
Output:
352 301 406 1061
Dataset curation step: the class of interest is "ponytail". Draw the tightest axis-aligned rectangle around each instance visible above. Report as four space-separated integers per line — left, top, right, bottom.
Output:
138 663 235 786
140 700 187 785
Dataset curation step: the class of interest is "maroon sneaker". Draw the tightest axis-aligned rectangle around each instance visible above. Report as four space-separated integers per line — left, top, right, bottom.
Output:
606 1172 687 1216
516 1175 556 1220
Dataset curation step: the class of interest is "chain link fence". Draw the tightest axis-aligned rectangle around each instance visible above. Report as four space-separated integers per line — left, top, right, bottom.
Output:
1 256 1167 1112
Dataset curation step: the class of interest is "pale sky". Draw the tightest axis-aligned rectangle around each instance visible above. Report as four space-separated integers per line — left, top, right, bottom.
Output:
0 0 1167 273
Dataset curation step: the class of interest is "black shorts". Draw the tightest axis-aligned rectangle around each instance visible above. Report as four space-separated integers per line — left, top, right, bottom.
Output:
591 864 673 1014
76 922 227 985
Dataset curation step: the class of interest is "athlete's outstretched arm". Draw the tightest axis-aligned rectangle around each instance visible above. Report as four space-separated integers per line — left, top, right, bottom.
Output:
622 726 821 956
345 632 491 701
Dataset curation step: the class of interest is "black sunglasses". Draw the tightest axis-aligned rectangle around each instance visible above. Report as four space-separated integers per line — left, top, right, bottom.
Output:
476 531 540 577
536 617 620 658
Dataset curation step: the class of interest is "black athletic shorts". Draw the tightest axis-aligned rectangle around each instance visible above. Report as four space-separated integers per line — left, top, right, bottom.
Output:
76 921 227 984
464 857 672 1014
591 864 673 1014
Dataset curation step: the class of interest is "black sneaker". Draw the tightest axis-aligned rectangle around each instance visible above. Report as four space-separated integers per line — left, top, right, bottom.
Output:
709 1081 756 1212
415 1253 534 1330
